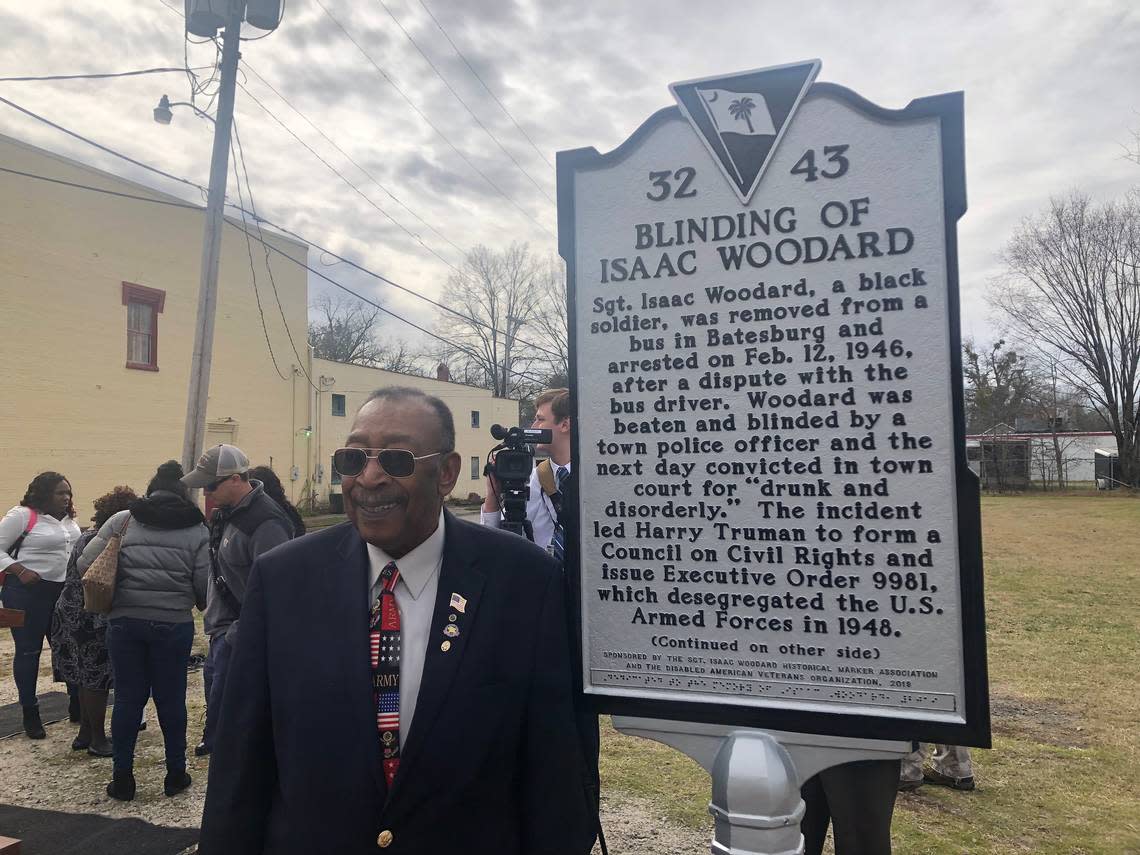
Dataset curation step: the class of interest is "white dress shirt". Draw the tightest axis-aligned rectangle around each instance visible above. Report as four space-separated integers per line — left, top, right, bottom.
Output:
365 510 445 749
480 460 570 550
0 506 81 582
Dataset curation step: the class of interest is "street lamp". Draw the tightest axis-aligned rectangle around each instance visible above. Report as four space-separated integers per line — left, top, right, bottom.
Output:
153 94 216 125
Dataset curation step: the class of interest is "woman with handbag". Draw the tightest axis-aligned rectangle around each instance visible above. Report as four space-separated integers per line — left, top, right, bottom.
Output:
51 485 138 756
79 461 209 801
0 472 81 739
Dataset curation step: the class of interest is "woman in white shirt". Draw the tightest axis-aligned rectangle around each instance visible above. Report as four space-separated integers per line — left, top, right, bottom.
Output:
0 472 82 738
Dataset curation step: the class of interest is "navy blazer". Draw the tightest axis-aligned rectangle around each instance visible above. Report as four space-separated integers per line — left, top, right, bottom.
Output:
198 510 596 855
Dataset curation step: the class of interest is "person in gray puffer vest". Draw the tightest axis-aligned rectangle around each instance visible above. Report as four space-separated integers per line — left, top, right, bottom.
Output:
180 444 294 757
79 460 209 802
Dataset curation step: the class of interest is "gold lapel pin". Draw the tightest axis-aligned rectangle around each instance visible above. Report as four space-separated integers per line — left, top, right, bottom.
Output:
441 640 452 652
444 624 460 638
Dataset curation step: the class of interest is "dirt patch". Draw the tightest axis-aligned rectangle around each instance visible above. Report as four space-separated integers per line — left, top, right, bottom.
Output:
990 691 1090 749
593 793 711 855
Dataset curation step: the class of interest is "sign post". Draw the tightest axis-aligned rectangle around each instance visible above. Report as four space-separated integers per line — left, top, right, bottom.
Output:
558 61 988 853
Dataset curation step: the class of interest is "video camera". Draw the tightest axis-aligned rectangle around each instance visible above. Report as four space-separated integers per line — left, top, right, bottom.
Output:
485 424 552 541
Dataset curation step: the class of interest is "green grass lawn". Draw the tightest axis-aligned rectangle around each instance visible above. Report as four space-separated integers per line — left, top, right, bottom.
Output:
598 493 1140 854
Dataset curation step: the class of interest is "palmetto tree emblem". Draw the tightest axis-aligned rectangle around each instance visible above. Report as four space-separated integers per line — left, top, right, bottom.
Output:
728 97 757 133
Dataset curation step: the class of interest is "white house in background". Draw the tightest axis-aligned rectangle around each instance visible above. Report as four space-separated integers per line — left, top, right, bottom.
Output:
965 430 1117 487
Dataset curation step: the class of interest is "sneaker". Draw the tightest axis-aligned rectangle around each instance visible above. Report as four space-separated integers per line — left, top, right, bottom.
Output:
22 707 46 740
194 741 211 757
923 768 975 791
164 770 192 797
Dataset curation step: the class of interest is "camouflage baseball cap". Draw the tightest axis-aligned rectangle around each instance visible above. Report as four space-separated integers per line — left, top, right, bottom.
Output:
181 444 250 488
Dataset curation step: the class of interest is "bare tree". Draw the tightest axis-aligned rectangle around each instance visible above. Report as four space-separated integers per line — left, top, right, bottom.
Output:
434 244 547 399
961 338 1037 433
1125 124 1140 167
1025 358 1085 489
309 292 424 373
993 193 1140 486
529 255 569 384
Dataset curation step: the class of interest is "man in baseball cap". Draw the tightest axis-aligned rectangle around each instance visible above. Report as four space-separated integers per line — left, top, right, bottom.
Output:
184 445 296 757
180 444 251 489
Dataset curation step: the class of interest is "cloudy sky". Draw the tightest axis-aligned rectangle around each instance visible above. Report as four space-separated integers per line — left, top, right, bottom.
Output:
2 0 1138 352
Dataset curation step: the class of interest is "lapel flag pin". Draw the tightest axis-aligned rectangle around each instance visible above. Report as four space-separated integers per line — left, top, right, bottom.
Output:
450 593 467 613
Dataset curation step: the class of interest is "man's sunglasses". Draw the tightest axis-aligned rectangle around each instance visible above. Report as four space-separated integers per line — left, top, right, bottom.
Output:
332 448 443 479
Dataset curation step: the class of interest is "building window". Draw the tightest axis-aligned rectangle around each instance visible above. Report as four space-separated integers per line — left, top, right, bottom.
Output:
471 410 480 428
122 282 165 371
331 393 346 417
471 456 480 480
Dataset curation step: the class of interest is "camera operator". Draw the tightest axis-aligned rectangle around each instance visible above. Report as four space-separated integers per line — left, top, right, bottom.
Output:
479 387 605 851
481 388 572 551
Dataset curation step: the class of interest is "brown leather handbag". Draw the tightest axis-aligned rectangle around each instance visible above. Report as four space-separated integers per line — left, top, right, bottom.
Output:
82 515 130 614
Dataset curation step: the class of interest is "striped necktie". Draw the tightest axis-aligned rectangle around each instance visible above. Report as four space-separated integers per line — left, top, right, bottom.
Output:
550 466 570 564
370 561 401 787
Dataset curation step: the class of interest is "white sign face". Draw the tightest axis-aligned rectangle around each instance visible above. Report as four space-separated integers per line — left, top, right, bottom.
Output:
562 64 985 737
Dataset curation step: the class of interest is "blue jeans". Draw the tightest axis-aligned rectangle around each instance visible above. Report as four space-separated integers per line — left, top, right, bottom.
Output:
107 617 193 773
200 632 232 750
1 577 65 708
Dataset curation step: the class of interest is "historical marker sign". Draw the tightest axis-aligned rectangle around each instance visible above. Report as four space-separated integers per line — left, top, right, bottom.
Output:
558 61 990 745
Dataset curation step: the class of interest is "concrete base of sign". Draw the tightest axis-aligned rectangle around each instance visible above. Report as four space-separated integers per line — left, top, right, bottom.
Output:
613 716 908 855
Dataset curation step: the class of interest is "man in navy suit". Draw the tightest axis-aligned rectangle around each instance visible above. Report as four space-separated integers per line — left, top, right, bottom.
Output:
199 387 596 855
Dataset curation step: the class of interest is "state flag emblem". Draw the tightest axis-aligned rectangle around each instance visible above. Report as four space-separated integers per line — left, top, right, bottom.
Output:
670 60 820 204
698 89 777 137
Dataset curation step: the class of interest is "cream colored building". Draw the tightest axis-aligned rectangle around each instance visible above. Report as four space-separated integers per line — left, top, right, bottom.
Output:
1 133 516 512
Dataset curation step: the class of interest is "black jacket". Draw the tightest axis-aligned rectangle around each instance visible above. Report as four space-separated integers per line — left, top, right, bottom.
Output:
198 511 596 855
203 481 294 639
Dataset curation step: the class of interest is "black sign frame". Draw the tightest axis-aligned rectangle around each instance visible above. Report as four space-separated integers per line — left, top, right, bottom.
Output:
557 81 990 748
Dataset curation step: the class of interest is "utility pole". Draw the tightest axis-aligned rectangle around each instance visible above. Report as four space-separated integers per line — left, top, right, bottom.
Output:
181 0 244 474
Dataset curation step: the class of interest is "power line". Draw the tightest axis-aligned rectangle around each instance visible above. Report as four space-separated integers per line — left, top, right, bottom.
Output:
236 65 564 360
0 66 213 84
231 115 319 389
0 163 558 390
374 0 553 203
0 165 200 209
229 119 290 381
228 217 557 390
417 0 552 169
312 0 554 238
239 60 467 261
155 0 216 45
0 96 563 360
0 94 207 200
236 80 467 276
221 88 562 360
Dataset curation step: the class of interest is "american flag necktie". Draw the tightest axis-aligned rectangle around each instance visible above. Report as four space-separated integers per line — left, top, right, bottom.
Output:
370 561 401 787
550 466 570 564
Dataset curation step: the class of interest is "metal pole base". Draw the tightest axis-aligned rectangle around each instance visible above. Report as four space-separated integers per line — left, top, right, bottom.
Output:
612 717 908 855
709 731 803 855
